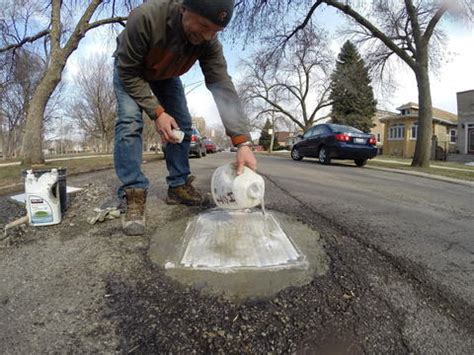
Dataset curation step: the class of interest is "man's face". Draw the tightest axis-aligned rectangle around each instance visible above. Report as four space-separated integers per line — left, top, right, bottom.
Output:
181 7 224 45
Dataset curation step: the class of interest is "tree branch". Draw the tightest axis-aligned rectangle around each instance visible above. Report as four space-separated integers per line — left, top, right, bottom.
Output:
404 0 423 52
423 4 447 43
324 0 417 70
62 0 103 57
0 30 50 53
87 16 128 31
282 0 323 44
50 0 62 52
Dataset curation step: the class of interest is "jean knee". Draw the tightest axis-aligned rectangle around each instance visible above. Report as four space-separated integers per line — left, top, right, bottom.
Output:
115 117 143 145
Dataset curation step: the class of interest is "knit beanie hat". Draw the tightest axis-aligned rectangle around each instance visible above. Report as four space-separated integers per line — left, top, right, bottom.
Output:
182 0 235 27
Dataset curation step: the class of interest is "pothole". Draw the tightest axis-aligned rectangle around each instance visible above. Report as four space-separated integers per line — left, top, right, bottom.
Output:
149 209 329 300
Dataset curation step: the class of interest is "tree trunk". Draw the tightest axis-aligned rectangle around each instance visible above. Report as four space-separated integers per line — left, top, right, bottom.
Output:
1 131 5 161
411 58 432 168
21 63 63 166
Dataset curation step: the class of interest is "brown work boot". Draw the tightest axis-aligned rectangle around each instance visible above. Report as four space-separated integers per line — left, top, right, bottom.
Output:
166 175 209 206
122 188 146 236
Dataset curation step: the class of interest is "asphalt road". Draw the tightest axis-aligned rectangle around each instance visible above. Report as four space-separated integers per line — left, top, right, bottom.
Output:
243 153 474 306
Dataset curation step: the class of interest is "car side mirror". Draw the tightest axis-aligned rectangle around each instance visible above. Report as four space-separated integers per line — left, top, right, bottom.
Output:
297 134 303 138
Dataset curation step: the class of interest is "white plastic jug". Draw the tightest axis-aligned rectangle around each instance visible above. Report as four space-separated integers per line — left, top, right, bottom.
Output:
211 163 265 209
25 169 62 226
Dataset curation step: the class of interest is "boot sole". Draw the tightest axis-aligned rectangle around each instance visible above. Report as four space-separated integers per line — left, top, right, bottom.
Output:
166 197 202 206
122 218 146 236
123 224 145 236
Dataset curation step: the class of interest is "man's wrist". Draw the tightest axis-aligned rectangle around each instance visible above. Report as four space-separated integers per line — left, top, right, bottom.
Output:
236 141 253 149
231 134 251 146
154 105 165 120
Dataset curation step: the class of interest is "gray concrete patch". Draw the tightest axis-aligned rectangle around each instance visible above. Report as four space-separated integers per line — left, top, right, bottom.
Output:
149 210 329 300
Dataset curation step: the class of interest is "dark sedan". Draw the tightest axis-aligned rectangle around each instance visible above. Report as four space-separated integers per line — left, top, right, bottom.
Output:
291 123 377 166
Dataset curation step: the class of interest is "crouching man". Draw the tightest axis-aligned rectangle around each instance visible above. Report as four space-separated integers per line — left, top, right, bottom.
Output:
113 0 257 235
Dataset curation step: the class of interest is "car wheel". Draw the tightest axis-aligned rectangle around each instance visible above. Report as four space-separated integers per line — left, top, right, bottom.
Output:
355 159 367 167
318 146 331 165
291 147 303 161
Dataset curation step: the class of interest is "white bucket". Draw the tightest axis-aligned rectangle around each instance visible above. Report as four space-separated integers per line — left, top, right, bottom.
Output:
211 163 265 209
25 169 62 226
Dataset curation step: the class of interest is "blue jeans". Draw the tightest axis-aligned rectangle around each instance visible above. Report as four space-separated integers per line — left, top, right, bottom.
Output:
113 63 193 199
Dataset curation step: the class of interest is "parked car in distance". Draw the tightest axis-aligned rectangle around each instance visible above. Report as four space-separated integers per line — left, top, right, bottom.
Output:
162 127 206 158
203 138 217 153
291 123 377 166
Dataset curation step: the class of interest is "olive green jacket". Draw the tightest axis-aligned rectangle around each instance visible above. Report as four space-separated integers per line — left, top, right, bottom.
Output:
114 0 251 145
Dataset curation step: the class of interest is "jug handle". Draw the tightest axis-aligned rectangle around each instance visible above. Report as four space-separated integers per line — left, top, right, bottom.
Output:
51 182 58 198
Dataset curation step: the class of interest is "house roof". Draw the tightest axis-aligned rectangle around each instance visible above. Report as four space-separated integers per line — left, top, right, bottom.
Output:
375 109 397 116
380 102 457 126
457 89 474 95
396 102 419 111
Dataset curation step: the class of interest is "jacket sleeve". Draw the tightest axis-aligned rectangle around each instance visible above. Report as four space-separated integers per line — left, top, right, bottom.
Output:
115 7 162 120
199 39 252 146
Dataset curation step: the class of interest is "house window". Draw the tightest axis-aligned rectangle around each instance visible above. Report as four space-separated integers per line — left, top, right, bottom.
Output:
389 124 405 140
377 133 381 142
450 129 457 143
411 123 418 140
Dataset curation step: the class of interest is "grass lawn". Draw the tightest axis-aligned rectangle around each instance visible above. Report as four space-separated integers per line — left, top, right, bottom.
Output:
367 159 474 181
0 154 163 194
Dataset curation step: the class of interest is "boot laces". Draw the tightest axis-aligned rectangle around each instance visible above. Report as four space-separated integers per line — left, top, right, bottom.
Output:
185 176 201 198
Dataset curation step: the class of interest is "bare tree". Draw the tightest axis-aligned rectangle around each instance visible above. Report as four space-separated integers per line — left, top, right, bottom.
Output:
237 26 333 132
0 0 136 165
69 54 116 153
193 116 207 135
233 0 473 167
0 50 44 159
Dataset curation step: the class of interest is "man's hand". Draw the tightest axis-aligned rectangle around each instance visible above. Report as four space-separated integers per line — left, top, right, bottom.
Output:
155 113 179 143
235 145 257 175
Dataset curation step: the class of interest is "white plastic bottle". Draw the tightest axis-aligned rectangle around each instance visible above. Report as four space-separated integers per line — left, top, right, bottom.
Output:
211 163 265 209
25 169 62 226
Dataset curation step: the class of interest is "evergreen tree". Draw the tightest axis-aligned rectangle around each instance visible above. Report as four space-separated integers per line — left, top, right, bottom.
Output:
258 119 272 150
329 41 377 133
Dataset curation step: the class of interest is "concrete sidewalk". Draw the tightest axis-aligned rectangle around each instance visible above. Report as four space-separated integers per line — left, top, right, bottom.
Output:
373 158 474 173
366 165 474 187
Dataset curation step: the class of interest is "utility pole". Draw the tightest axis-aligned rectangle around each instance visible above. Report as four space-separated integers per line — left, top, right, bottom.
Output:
268 128 274 154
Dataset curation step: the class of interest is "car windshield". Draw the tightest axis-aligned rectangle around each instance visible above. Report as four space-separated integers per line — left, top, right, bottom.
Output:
329 124 363 134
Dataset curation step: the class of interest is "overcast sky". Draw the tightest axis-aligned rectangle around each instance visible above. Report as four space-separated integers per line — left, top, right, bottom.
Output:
65 5 474 133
